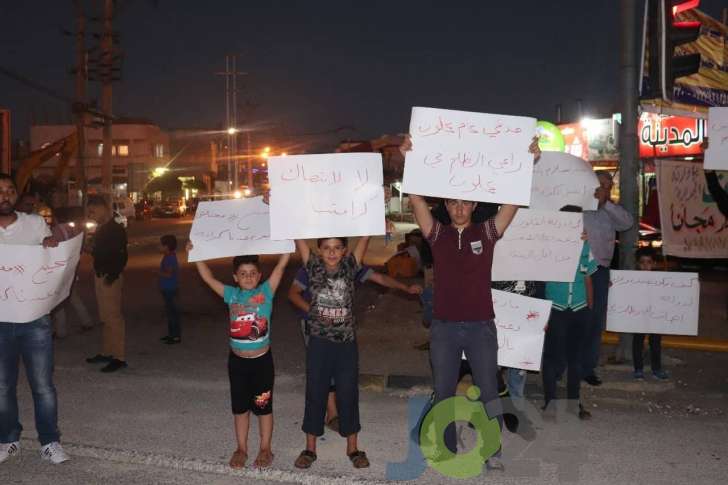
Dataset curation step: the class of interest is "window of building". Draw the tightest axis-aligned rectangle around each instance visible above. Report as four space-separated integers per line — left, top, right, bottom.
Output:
154 144 164 158
117 145 129 156
97 143 103 156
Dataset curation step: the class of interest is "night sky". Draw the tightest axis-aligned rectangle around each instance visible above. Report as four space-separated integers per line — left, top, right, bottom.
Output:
2 1 726 148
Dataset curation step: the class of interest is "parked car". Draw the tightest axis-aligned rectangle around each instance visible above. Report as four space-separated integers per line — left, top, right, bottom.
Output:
153 199 187 218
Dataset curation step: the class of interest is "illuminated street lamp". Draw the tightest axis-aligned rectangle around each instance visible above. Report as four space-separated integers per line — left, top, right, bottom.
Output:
227 127 238 135
152 167 169 178
233 190 242 199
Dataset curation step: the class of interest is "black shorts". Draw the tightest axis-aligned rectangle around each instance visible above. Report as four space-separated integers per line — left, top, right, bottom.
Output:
228 350 274 415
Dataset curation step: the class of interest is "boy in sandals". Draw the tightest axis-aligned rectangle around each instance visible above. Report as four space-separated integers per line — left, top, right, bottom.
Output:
293 236 372 470
187 241 289 469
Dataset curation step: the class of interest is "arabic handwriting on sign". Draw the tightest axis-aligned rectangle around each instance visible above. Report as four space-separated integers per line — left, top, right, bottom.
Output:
610 275 698 289
526 310 540 320
417 116 524 140
1 285 59 303
670 205 721 233
280 164 343 185
193 229 268 243
0 265 25 275
31 260 68 285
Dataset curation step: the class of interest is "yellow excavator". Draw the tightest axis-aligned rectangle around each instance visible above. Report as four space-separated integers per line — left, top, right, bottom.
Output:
14 131 78 194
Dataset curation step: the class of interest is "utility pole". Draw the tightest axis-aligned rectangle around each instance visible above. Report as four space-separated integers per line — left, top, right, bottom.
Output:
101 0 114 200
216 55 246 193
246 130 252 190
73 0 87 206
619 0 640 271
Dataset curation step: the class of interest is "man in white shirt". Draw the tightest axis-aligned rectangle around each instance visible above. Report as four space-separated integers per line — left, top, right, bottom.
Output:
0 173 69 465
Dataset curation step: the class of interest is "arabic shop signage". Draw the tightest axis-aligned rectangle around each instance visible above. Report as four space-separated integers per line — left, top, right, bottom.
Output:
639 112 705 159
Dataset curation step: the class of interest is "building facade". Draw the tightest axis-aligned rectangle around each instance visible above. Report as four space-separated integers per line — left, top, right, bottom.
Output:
30 118 169 201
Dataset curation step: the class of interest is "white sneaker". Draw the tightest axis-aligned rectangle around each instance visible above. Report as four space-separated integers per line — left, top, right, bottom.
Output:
40 442 70 464
0 441 20 463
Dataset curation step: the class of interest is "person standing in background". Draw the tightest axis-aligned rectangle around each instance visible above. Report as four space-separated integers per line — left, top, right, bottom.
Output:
582 171 633 386
84 195 129 373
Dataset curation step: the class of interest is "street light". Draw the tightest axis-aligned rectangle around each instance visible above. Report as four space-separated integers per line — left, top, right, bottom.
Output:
233 190 242 199
227 127 238 135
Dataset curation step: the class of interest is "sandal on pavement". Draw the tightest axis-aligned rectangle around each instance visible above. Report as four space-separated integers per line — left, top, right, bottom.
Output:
229 450 247 468
294 450 317 469
348 450 370 469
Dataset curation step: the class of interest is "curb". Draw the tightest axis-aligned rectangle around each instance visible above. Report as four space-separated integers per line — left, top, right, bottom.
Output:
602 332 728 353
20 438 391 485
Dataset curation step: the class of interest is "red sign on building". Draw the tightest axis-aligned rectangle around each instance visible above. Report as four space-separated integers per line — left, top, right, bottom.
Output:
638 112 705 158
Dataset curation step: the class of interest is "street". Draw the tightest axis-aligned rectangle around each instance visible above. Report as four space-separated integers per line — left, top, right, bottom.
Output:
2 218 727 484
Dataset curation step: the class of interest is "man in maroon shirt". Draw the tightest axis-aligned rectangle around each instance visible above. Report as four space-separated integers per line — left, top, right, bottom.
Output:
401 136 539 471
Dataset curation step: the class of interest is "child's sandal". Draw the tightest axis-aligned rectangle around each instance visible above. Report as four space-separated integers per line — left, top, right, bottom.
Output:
294 450 317 469
348 450 370 469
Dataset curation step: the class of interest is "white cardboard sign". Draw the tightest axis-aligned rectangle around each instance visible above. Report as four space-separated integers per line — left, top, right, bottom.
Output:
492 289 552 371
268 153 386 240
402 106 537 205
704 107 728 170
492 209 584 282
606 270 699 336
0 234 83 323
529 151 599 211
188 197 294 262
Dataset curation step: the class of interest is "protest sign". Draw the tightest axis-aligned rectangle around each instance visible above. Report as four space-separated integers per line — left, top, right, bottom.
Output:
268 153 386 240
492 209 584 282
657 159 728 258
402 107 537 205
0 234 82 323
606 270 699 336
492 289 551 371
187 197 294 262
704 107 728 170
529 151 599 211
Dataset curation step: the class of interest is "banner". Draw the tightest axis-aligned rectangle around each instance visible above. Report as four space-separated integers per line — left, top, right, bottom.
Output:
0 234 82 323
529 151 599 211
402 107 537 205
657 159 728 258
187 197 294 262
268 153 386 240
492 209 584 282
606 270 699 336
492 289 551 371
704 107 728 170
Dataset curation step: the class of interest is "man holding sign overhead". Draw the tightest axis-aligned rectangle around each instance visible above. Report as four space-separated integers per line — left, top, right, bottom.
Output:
400 108 540 471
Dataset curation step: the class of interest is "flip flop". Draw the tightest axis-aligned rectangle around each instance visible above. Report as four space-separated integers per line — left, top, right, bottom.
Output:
348 450 370 469
294 450 317 469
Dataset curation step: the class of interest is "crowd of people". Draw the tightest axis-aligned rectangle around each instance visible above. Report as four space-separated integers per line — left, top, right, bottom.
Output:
0 125 700 474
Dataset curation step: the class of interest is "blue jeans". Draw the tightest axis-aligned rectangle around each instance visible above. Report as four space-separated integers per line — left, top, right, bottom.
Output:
0 316 60 445
582 266 609 377
429 319 502 454
161 289 181 338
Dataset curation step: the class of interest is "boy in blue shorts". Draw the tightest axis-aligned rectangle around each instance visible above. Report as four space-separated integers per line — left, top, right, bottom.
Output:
187 241 289 469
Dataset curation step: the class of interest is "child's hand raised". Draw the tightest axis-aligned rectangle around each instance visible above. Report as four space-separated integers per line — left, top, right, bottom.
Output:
399 134 412 157
186 240 194 252
262 189 270 205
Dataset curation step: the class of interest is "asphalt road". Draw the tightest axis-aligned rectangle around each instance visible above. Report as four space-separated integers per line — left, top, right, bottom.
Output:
2 217 727 484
